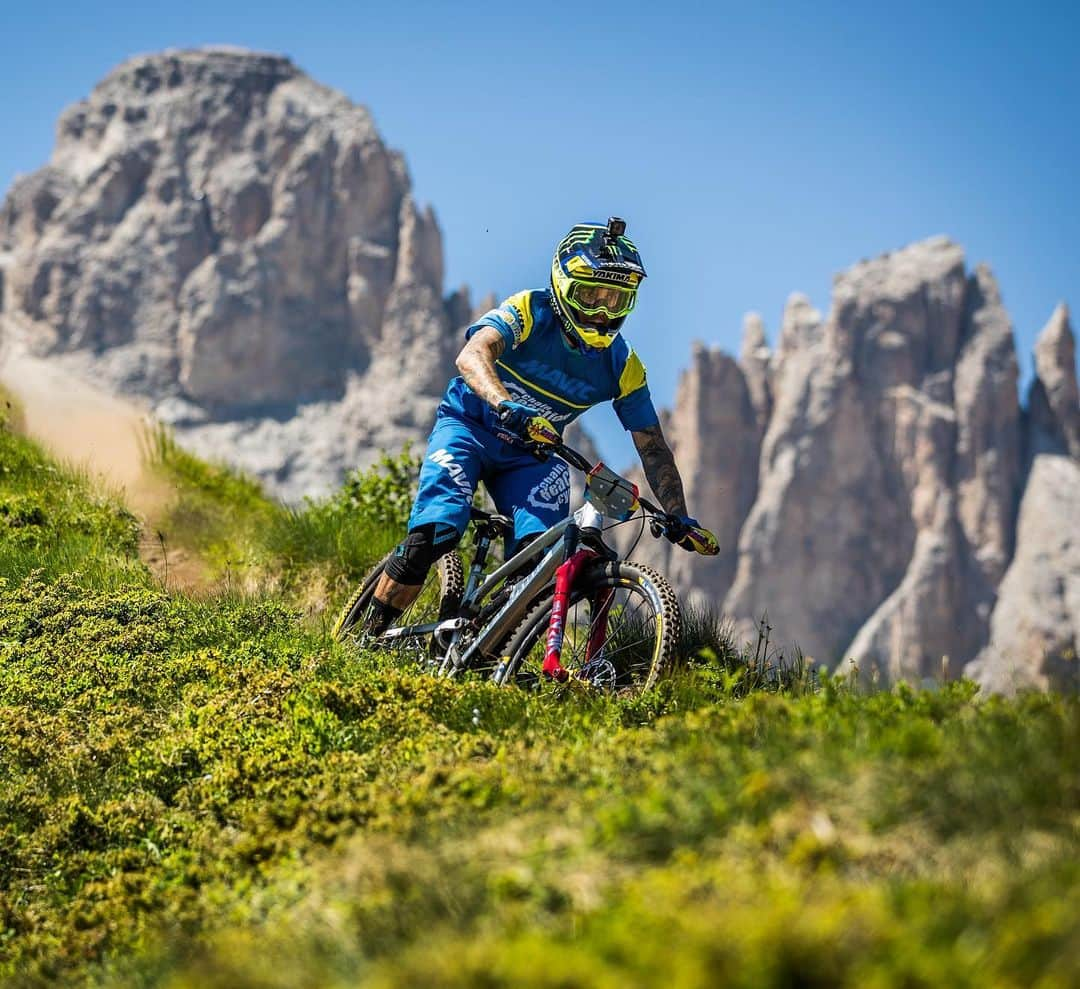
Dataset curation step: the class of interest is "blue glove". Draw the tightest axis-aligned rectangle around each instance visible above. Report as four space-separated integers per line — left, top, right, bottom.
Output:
665 515 720 555
496 401 559 445
496 400 540 437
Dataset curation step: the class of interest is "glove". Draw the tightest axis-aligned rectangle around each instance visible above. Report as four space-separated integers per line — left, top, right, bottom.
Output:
665 515 719 555
497 400 560 446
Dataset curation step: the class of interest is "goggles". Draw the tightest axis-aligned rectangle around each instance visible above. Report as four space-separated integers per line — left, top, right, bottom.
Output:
566 280 638 320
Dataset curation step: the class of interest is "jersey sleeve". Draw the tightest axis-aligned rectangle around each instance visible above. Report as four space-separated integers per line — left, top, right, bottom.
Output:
612 348 661 432
465 290 536 351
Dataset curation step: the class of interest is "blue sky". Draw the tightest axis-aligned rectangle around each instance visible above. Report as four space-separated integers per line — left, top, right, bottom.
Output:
2 1 1078 461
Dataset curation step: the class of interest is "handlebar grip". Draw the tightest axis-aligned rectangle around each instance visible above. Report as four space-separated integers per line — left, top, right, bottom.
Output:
552 443 596 473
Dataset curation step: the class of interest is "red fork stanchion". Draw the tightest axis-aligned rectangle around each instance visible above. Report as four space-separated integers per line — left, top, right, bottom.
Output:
542 549 598 682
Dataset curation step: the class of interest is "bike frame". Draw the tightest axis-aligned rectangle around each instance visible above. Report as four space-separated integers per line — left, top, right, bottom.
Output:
379 505 603 679
375 513 567 639
446 510 584 679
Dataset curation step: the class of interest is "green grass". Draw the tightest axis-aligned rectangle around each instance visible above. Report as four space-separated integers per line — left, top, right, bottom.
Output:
1 407 1078 987
0 397 144 590
142 426 417 605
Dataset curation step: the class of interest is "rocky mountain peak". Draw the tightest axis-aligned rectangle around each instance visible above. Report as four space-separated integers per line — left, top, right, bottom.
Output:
621 237 1072 692
959 302 1079 691
1028 303 1080 460
0 47 470 501
775 292 822 361
739 312 768 361
53 48 302 167
716 236 1035 683
738 312 771 431
828 236 968 389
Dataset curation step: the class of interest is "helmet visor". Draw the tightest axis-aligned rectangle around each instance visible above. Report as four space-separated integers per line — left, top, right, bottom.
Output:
567 280 637 320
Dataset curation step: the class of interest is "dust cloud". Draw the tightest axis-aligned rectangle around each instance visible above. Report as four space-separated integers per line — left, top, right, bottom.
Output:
0 349 162 505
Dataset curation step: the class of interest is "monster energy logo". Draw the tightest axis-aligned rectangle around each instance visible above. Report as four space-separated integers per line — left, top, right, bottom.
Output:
560 230 601 250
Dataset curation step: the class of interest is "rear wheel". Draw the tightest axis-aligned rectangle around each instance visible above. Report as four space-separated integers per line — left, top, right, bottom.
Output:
498 560 680 696
332 552 464 654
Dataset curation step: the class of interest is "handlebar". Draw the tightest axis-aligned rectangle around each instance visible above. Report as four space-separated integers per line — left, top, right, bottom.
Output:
521 436 718 555
527 439 668 524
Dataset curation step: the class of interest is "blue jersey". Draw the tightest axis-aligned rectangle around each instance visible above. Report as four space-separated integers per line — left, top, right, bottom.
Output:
442 288 660 437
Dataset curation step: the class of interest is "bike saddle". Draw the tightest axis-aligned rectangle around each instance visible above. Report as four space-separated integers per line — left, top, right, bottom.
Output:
469 507 514 537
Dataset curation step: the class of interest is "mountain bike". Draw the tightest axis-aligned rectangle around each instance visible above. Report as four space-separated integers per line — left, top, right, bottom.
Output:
332 441 699 696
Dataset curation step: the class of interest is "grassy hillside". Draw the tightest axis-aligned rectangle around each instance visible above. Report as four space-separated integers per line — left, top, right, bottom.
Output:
1 403 1078 987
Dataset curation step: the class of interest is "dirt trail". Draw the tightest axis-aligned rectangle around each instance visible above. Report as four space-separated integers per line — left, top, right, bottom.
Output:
0 347 207 589
0 349 157 503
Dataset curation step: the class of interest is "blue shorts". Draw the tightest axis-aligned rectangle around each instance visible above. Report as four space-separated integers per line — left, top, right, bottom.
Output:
408 406 571 550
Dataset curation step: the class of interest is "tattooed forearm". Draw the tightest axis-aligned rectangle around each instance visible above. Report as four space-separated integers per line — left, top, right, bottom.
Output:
632 425 688 516
456 327 511 409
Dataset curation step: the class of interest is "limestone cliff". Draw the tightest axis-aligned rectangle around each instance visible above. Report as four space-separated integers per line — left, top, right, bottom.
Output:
641 238 1074 690
964 307 1080 693
0 48 468 501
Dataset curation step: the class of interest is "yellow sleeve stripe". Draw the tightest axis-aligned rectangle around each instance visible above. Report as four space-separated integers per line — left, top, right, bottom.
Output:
502 290 535 347
618 350 648 399
496 361 593 410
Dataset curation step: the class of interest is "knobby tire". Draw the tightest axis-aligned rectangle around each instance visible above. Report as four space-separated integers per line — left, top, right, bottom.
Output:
498 560 680 697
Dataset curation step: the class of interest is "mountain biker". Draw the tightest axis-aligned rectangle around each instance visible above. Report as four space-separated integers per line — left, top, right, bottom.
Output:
363 217 719 633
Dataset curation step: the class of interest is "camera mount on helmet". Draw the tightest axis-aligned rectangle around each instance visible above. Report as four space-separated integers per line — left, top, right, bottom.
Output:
605 216 627 242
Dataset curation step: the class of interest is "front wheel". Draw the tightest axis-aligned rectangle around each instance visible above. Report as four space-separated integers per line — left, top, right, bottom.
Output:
497 560 680 696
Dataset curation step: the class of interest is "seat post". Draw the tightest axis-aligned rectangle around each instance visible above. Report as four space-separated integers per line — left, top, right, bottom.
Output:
472 532 492 572
463 529 492 603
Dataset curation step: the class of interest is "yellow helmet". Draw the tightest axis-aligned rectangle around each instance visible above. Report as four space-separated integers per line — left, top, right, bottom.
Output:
550 217 646 351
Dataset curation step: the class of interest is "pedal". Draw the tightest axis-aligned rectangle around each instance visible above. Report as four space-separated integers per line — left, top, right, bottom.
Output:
434 618 468 633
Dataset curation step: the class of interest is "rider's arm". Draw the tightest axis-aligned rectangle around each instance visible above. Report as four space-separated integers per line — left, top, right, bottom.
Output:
631 424 689 517
456 326 513 410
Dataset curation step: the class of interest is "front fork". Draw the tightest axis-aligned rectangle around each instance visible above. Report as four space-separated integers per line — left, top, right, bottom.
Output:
542 544 611 682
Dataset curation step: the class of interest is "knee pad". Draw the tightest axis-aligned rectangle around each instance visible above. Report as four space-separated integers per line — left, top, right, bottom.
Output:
384 522 461 586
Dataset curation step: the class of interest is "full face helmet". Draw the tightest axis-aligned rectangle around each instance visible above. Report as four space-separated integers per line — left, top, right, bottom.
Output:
550 217 647 351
